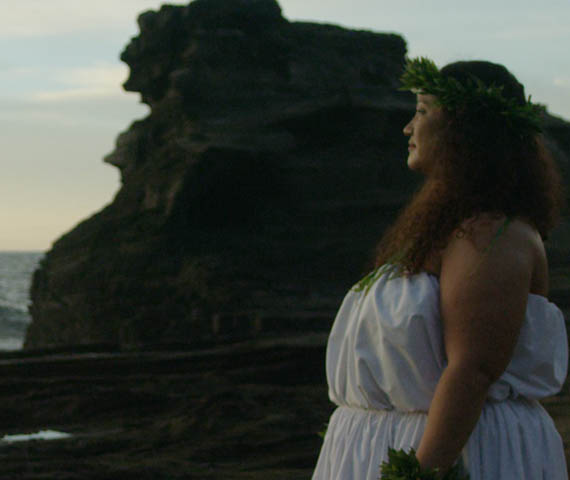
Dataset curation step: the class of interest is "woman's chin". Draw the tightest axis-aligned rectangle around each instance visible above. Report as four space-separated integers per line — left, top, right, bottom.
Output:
407 155 421 171
407 160 429 176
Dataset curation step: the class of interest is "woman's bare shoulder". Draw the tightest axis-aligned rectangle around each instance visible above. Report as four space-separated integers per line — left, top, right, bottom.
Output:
455 213 540 254
438 215 540 385
443 213 547 295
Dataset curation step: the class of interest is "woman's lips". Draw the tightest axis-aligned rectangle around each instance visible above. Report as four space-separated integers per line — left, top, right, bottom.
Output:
408 144 416 151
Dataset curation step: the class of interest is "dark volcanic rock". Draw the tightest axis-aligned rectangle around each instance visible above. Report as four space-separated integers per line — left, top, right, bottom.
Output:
1 342 569 478
0 340 333 479
25 0 570 348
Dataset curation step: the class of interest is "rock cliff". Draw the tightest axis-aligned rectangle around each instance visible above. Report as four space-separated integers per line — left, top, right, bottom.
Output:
25 0 570 348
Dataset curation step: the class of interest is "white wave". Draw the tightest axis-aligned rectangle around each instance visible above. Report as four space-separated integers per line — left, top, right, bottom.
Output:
2 430 72 443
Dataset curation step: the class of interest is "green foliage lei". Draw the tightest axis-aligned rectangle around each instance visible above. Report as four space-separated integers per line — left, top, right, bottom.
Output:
400 57 544 135
380 448 470 480
352 262 404 295
352 249 409 295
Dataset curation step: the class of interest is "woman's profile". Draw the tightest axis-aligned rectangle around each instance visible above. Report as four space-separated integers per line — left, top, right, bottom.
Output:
311 57 568 479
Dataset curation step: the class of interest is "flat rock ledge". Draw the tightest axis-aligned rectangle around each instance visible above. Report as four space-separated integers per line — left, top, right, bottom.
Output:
0 338 569 479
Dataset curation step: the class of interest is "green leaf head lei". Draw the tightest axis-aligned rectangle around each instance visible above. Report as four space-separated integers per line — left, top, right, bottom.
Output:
352 58 536 296
399 57 545 136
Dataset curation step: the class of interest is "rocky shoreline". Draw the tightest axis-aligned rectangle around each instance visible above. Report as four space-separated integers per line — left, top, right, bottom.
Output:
1 338 569 479
0 337 334 479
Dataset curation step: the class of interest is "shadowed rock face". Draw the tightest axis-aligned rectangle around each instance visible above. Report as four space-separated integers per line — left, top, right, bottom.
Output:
25 0 570 349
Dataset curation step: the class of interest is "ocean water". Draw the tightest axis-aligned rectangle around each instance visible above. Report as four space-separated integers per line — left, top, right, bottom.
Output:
0 251 44 350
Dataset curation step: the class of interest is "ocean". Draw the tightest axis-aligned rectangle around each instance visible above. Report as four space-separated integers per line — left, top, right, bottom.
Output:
0 251 44 350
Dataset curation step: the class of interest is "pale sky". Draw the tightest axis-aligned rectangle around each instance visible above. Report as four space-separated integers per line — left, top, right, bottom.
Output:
2 0 569 251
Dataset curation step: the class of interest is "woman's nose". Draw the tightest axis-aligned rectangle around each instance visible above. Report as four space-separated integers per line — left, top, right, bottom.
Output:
403 120 412 136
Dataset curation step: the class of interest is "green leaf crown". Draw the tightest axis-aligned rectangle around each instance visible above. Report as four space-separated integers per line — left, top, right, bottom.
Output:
400 57 545 135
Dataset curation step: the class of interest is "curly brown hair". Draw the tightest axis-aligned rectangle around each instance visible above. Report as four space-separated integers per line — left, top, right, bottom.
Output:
374 61 565 274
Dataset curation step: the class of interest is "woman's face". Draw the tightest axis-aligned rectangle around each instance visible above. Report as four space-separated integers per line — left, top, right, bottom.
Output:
403 94 444 174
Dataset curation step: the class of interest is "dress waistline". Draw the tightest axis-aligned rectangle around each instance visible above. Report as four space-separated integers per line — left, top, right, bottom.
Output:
336 403 429 416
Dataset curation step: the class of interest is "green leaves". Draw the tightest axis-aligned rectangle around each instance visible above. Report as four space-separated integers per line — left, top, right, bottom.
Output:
317 422 328 439
352 253 407 295
399 57 441 95
352 266 387 294
379 448 470 480
400 57 544 136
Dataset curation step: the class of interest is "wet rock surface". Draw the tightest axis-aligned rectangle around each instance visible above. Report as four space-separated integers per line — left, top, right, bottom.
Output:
0 339 333 479
1 341 569 479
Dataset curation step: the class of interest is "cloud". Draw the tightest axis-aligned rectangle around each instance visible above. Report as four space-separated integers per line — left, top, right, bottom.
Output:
0 61 148 130
491 25 570 41
554 77 570 88
0 0 186 37
33 88 123 102
56 63 128 87
0 63 131 102
31 63 130 102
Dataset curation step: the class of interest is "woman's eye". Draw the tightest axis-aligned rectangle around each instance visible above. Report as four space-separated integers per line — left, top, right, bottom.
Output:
416 109 426 114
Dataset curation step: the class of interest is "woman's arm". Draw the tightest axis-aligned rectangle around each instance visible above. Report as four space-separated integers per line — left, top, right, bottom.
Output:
415 217 535 474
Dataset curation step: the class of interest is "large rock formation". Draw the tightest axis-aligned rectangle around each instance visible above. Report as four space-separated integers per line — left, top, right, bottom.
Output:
25 0 570 348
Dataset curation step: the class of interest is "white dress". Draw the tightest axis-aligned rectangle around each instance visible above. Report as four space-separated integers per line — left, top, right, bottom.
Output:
312 270 568 479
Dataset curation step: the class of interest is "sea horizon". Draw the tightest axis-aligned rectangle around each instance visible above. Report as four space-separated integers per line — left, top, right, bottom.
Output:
0 251 44 350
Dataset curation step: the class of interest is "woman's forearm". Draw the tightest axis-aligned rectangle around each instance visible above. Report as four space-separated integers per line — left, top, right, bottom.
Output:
415 362 494 474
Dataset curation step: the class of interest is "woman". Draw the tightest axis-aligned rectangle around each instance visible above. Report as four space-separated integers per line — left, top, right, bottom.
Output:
312 58 568 479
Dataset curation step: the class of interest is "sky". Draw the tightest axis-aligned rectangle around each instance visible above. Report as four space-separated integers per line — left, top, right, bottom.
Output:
2 0 569 251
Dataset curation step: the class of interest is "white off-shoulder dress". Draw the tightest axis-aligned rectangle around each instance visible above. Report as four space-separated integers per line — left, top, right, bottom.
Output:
312 271 568 479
